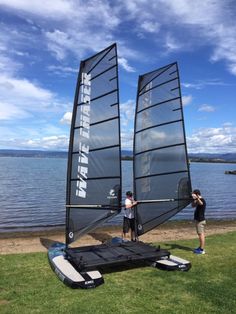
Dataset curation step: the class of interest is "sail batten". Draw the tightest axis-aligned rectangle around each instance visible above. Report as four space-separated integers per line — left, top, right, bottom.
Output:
136 170 188 180
135 119 183 134
139 63 175 94
137 96 181 113
133 62 192 236
66 43 121 245
87 45 114 75
139 77 178 96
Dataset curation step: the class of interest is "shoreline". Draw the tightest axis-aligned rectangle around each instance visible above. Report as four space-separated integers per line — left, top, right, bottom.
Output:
1 219 236 255
0 218 236 239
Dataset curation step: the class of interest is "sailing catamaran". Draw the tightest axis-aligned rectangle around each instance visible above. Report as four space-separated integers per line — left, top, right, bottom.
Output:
48 44 192 289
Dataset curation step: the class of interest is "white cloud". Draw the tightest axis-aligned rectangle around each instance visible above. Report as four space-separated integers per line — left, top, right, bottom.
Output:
182 79 228 90
0 127 69 150
0 50 73 120
0 54 22 76
182 95 192 106
120 99 136 125
198 104 215 112
121 131 133 150
187 125 236 153
0 74 63 121
118 58 135 72
141 21 160 33
0 0 74 19
120 99 136 149
119 0 236 75
0 101 30 120
26 135 68 150
0 75 53 101
161 0 236 75
48 65 78 75
165 34 182 52
2 0 236 76
60 112 72 125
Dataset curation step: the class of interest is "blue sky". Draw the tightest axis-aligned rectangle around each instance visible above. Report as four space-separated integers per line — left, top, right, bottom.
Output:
0 0 235 153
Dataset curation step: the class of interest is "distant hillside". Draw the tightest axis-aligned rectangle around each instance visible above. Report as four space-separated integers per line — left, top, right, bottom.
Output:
0 149 235 163
122 150 133 160
0 149 133 159
189 153 236 163
0 149 68 158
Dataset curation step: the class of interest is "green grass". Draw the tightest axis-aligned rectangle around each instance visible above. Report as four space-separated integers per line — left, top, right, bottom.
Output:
0 232 236 314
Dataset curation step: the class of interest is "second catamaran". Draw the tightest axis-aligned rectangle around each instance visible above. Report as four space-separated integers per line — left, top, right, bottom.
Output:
48 44 192 289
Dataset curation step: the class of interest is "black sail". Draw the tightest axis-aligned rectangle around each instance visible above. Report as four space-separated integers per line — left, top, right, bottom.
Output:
133 62 192 236
66 44 121 245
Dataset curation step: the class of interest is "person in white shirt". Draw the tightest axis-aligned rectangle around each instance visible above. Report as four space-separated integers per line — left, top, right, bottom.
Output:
122 191 137 241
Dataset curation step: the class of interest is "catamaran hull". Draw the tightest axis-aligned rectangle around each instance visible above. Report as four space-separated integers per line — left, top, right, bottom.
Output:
48 242 104 289
153 255 191 271
48 240 191 289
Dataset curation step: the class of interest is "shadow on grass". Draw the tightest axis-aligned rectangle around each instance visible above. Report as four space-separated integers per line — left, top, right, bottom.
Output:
163 243 193 252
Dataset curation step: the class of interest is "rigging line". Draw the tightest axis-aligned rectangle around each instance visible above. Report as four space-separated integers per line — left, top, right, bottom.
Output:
71 175 120 181
135 170 188 180
66 205 123 211
135 119 183 134
90 64 117 81
66 204 116 208
87 45 114 75
134 142 185 156
139 77 178 97
66 198 192 209
137 198 192 203
137 96 180 114
139 62 175 94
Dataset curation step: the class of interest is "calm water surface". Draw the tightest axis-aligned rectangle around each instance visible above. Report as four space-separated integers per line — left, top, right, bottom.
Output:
0 157 235 232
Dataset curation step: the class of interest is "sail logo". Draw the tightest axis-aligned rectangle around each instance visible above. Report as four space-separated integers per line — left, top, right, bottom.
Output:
107 189 117 199
76 72 91 198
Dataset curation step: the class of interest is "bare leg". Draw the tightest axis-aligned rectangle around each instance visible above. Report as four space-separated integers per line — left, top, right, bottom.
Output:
198 233 205 249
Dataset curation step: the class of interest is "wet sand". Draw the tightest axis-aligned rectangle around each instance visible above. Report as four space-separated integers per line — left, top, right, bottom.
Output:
0 220 236 255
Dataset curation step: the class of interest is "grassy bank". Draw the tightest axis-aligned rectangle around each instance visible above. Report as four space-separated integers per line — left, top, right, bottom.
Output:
0 232 236 314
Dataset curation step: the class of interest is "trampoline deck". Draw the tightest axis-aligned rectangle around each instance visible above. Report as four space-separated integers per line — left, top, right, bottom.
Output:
65 241 170 271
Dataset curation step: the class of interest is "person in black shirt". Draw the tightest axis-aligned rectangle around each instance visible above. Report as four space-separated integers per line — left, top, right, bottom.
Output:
191 189 206 254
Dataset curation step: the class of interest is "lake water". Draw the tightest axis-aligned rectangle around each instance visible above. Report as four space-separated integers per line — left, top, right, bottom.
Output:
0 157 235 232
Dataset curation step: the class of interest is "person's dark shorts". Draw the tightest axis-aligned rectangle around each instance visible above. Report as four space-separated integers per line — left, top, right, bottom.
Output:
123 217 135 233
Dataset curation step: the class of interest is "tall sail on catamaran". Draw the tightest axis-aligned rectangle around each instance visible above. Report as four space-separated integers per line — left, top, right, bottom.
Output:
48 43 192 289
133 62 192 237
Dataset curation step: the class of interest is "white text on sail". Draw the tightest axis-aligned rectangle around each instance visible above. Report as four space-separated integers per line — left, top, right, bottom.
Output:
76 72 91 198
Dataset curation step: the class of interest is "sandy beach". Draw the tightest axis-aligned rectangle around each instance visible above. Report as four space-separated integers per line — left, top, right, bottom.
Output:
1 220 236 255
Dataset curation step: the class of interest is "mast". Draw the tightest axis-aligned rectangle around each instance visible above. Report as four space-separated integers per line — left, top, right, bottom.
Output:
66 43 122 245
133 62 192 236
